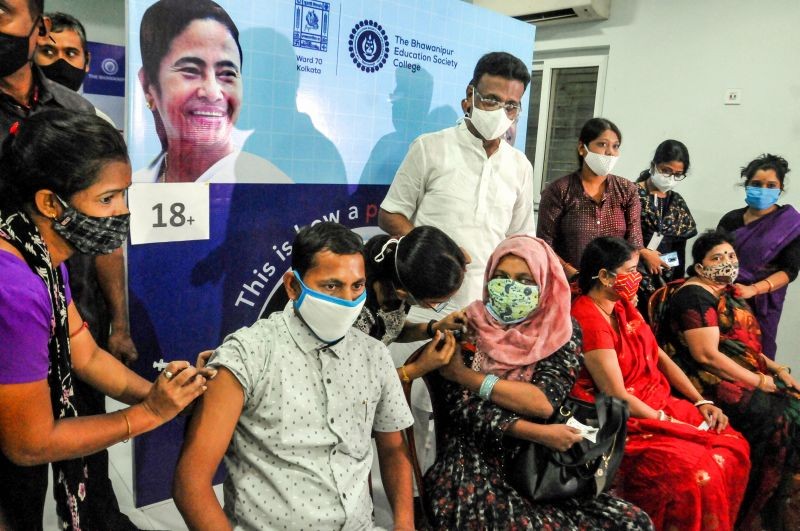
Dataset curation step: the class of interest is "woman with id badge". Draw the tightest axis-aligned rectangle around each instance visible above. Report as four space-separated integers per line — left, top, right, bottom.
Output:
635 140 697 319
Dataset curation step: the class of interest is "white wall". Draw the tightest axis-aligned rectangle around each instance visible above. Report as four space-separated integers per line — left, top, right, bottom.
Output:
534 0 800 371
45 0 125 44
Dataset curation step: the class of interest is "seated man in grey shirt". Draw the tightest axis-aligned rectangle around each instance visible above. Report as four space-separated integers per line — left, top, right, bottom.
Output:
174 222 415 530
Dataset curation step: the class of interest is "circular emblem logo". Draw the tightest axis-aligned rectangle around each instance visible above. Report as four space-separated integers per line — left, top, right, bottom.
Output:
348 20 389 73
101 58 119 76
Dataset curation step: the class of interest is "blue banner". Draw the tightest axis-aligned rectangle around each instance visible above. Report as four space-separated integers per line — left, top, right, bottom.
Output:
83 41 125 97
126 0 535 506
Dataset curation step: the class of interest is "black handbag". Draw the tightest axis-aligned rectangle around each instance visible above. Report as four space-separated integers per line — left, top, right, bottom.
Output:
507 393 629 502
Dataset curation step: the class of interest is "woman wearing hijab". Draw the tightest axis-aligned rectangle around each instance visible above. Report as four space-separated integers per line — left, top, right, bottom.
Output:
422 235 652 530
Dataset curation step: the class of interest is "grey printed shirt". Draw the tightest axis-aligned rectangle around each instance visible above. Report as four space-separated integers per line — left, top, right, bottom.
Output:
207 303 414 531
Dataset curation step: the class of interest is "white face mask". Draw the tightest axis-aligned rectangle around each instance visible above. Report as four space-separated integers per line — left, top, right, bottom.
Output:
293 271 366 343
650 167 678 192
583 144 619 176
467 92 514 141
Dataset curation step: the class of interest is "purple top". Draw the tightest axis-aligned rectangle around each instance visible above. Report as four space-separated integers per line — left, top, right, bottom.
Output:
0 249 72 384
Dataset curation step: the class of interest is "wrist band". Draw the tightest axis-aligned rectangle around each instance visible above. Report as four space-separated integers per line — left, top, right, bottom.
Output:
426 320 437 338
400 365 411 383
775 365 791 375
693 399 714 408
657 409 667 421
478 374 500 401
122 412 131 443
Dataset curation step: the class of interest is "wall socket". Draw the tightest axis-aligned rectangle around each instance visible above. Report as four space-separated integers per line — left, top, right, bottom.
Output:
724 89 742 105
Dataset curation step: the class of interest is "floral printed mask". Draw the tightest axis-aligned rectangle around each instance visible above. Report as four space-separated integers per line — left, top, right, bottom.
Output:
486 278 540 324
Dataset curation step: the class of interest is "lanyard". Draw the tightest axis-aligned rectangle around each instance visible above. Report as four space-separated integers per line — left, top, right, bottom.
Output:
651 193 670 235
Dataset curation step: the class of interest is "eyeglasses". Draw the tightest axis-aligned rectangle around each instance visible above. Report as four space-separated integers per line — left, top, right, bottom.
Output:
655 166 687 180
404 292 451 313
472 87 522 118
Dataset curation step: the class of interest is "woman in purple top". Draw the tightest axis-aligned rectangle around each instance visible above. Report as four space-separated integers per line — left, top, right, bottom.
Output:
717 154 800 360
0 110 210 530
537 118 664 284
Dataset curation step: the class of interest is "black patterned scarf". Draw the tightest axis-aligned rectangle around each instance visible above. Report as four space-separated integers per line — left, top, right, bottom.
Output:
0 207 88 530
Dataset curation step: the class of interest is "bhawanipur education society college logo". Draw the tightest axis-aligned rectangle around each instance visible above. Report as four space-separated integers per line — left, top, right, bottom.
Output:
101 57 119 76
349 20 389 73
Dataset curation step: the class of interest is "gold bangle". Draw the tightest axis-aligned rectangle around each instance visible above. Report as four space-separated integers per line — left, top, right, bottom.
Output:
400 365 411 383
122 412 131 443
776 365 790 375
764 278 775 293
757 372 767 389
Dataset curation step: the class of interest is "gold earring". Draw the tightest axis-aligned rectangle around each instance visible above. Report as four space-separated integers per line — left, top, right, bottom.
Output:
146 100 154 110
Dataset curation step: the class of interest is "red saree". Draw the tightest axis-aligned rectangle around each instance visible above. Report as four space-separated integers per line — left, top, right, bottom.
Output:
572 295 751 530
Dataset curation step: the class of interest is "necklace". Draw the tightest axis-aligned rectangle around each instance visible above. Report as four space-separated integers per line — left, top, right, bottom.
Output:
589 296 615 318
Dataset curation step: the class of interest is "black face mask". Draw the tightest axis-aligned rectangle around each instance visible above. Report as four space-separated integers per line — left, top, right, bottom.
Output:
0 17 39 78
52 196 130 255
40 58 87 91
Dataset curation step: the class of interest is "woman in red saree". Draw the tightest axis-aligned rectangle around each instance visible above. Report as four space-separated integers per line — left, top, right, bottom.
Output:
571 236 750 531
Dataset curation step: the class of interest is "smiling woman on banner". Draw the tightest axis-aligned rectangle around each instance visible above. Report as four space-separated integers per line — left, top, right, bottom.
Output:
0 110 210 530
135 0 291 183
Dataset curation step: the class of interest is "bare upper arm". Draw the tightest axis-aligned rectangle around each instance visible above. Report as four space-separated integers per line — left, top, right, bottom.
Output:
176 367 245 482
582 348 628 397
682 327 721 363
66 301 101 375
0 379 55 463
374 430 405 453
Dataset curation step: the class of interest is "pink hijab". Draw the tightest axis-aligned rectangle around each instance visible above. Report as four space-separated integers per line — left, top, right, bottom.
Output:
465 235 573 381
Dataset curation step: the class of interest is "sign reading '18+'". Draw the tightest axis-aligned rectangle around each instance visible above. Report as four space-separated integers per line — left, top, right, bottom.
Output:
128 183 210 245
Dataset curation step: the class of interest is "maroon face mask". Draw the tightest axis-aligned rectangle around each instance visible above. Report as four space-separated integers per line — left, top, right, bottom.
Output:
611 271 642 302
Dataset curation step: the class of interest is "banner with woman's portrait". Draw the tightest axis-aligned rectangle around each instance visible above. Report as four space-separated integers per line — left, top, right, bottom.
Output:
125 0 535 506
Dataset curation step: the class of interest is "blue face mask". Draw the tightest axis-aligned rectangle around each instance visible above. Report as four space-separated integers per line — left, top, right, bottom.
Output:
745 186 781 210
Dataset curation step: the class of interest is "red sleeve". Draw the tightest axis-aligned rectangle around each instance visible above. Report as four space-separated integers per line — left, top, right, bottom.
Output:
571 296 616 351
671 285 719 331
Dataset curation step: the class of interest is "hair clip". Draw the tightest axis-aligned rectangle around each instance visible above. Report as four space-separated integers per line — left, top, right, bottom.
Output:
9 121 20 136
373 237 401 263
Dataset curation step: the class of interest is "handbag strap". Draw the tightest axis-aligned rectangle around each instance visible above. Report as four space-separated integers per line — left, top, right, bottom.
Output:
550 395 626 466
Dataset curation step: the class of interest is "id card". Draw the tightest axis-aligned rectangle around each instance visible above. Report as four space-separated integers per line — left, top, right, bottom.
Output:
660 251 680 268
647 233 664 250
